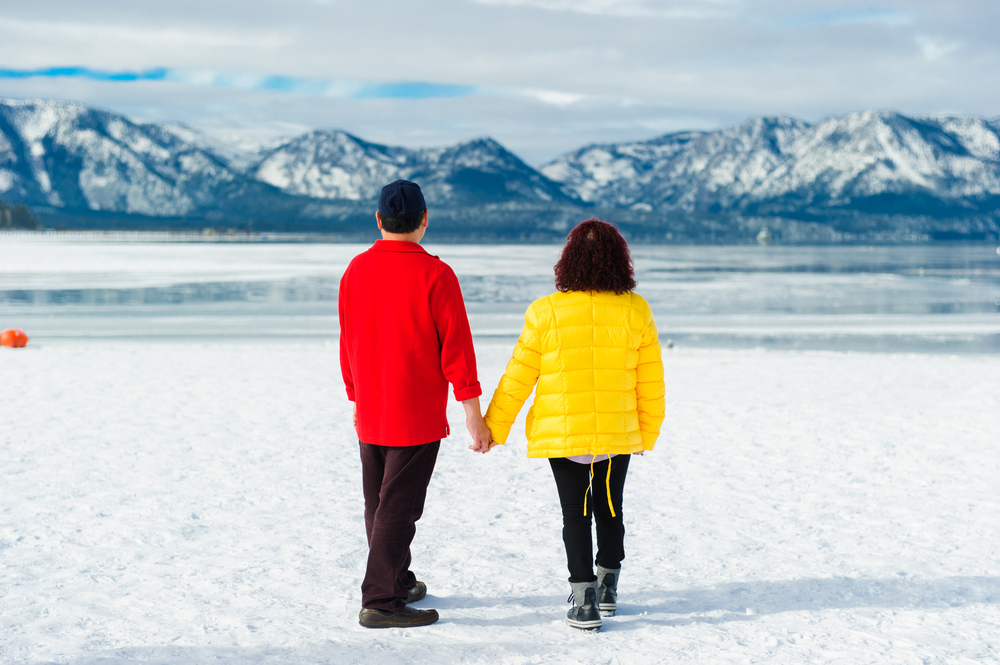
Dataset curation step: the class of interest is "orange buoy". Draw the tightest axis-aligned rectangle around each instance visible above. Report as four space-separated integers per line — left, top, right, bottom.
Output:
1 329 29 348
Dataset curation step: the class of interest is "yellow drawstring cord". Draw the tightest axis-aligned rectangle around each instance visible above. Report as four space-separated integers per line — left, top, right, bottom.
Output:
582 451 617 518
605 449 616 518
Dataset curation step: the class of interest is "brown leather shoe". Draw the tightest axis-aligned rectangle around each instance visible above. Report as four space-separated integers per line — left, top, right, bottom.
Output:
359 605 439 629
406 581 427 604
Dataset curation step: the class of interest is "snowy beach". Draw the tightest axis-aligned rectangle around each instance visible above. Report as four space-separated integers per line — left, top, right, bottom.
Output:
2 239 1000 663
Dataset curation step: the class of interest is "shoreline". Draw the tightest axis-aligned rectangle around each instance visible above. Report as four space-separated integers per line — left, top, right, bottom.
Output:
5 228 1000 247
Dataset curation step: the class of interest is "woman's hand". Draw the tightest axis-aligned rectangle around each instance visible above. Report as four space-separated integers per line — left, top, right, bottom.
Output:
462 396 496 453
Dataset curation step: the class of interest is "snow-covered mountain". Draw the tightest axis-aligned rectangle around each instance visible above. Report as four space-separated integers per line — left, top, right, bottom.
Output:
541 111 1000 218
253 130 569 205
158 123 284 175
0 98 571 220
2 98 999 233
0 98 288 218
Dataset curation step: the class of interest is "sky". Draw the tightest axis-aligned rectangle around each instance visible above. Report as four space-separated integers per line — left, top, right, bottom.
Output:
1 0 998 165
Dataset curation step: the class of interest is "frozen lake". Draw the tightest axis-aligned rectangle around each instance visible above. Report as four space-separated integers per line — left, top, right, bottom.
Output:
2 237 999 352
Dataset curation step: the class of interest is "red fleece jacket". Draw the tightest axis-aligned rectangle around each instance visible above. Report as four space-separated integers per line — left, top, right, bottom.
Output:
339 240 482 446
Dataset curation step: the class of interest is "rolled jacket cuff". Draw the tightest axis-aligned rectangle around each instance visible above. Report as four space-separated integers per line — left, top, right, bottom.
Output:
453 382 482 402
345 388 356 401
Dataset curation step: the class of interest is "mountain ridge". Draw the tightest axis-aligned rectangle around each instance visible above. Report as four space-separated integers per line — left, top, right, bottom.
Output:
2 97 999 241
540 110 1000 220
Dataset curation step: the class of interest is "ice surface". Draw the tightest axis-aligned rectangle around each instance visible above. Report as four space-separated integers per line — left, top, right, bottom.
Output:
0 239 366 291
3 238 998 352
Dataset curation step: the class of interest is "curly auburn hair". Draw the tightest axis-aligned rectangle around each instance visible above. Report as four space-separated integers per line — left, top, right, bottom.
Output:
554 218 637 294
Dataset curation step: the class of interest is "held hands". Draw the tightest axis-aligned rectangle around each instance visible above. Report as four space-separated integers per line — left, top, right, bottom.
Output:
461 397 496 454
355 398 496 451
466 415 496 454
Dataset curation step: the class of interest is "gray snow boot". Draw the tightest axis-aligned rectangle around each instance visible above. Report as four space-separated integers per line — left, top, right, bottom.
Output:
566 581 602 630
596 565 620 616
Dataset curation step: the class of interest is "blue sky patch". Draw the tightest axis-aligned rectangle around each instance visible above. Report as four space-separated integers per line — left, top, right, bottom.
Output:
781 8 914 28
355 81 478 99
0 66 479 100
0 66 169 82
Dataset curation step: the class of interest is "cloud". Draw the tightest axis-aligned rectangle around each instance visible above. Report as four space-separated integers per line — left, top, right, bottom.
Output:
469 0 737 19
519 89 587 106
0 67 480 100
0 15 290 51
916 36 962 62
0 0 998 163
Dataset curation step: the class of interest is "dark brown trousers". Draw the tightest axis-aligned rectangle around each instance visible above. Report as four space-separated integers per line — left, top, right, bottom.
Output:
359 440 440 612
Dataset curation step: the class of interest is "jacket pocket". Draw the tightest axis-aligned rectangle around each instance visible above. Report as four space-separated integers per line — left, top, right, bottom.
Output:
525 404 535 440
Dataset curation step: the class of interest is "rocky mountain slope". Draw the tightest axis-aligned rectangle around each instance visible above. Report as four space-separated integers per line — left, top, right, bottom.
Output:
2 98 999 239
541 111 1000 219
253 130 569 205
0 98 294 219
0 98 571 223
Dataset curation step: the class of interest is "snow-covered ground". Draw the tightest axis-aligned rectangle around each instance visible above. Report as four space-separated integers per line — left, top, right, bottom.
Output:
3 339 999 664
3 238 999 662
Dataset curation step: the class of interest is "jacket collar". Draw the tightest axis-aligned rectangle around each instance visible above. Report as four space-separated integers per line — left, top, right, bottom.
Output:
371 239 434 256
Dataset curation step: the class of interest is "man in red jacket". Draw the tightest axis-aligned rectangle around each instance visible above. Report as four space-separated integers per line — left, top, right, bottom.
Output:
339 179 493 629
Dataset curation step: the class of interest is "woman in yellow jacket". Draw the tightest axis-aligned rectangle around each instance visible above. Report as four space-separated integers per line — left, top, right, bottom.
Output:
484 219 665 631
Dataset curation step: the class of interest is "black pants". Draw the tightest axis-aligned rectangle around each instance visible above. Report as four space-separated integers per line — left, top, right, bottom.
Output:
359 440 440 612
548 455 630 583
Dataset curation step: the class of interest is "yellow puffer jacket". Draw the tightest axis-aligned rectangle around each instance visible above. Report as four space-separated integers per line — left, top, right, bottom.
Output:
485 290 665 458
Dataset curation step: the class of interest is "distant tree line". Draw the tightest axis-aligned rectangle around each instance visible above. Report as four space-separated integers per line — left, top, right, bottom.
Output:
0 201 42 230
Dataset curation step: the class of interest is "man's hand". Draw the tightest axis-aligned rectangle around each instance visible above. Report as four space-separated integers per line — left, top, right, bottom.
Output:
353 402 358 433
461 397 495 453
